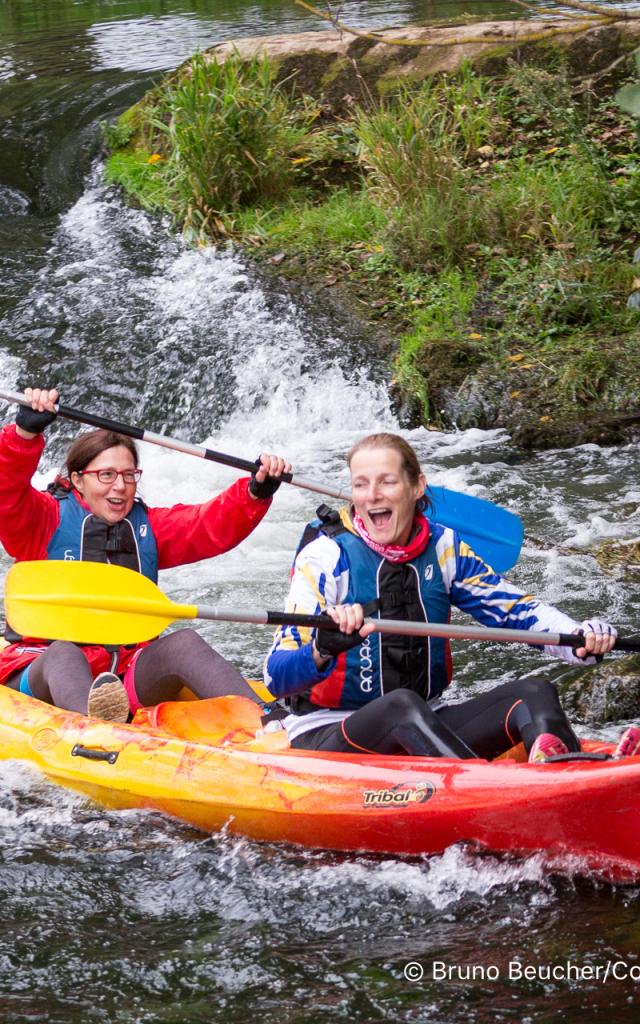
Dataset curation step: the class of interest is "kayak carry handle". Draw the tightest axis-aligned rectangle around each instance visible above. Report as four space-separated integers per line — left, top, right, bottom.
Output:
71 744 119 764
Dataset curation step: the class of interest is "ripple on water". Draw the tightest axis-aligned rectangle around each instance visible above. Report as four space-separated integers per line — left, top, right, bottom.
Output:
3 769 636 1024
0 759 568 1024
0 185 29 215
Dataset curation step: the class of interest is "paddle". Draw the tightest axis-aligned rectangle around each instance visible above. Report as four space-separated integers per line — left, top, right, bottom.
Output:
0 389 523 571
0 388 348 500
6 561 640 653
424 484 522 573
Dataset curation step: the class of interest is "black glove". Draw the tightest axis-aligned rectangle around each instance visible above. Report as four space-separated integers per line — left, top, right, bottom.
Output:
315 625 364 659
16 402 57 435
249 457 282 500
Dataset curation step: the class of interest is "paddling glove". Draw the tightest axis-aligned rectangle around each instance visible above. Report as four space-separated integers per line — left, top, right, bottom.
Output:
315 627 364 658
249 458 282 500
315 599 380 658
16 404 57 434
573 619 617 662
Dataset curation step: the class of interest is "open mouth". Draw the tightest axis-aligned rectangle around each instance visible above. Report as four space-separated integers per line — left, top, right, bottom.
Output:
368 508 392 529
106 497 126 511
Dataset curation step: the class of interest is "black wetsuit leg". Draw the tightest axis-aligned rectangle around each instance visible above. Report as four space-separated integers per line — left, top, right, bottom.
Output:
436 677 580 760
290 678 578 760
290 690 477 758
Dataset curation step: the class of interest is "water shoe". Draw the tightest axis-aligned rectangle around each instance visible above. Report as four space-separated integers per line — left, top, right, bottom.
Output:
528 733 569 763
87 672 130 723
613 726 640 759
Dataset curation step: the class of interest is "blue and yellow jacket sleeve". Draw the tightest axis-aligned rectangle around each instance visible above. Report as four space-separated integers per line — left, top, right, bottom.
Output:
265 520 587 699
264 534 347 699
431 521 582 652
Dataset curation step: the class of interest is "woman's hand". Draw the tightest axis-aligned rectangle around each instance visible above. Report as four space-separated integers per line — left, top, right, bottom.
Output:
248 453 292 500
574 620 617 660
312 603 376 669
16 387 59 439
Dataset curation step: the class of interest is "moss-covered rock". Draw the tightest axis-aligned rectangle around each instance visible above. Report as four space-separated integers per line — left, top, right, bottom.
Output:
558 655 640 724
205 20 640 109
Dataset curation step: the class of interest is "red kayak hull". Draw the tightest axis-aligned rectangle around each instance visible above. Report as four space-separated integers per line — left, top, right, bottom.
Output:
0 687 637 882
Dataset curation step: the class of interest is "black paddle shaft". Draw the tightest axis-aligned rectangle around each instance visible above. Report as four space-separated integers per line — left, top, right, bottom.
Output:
56 402 291 481
565 633 640 653
259 615 640 651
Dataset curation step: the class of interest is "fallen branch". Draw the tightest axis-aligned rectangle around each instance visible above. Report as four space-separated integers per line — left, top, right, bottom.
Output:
578 42 640 83
294 0 640 51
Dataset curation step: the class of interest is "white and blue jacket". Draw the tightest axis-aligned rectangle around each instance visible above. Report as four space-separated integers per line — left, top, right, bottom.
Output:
264 508 582 713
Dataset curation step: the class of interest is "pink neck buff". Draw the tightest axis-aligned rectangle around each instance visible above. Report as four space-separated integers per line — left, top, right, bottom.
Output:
352 510 430 563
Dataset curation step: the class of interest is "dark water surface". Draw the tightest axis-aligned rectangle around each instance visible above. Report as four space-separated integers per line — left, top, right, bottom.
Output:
2 2 640 1022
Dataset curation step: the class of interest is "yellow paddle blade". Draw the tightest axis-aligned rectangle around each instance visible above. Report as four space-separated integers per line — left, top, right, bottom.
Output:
4 561 197 645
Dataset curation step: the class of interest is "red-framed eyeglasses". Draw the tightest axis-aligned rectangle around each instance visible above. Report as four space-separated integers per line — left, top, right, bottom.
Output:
76 468 143 485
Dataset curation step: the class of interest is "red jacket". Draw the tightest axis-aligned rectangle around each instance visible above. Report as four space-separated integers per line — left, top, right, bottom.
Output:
0 424 272 682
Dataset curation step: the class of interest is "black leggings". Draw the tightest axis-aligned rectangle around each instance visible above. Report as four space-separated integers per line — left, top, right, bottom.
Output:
6 629 261 714
290 679 580 760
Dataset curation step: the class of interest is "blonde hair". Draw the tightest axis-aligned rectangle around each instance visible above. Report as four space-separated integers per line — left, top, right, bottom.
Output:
347 433 424 489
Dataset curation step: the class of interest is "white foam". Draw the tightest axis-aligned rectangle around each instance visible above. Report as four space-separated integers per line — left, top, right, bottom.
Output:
0 351 23 397
0 185 28 215
300 845 550 925
0 760 87 831
0 54 15 84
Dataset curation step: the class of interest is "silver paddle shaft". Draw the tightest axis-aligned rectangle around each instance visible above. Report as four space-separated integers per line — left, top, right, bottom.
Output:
195 606 580 647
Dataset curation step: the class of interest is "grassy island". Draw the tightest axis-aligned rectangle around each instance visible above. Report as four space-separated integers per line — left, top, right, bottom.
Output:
104 27 640 447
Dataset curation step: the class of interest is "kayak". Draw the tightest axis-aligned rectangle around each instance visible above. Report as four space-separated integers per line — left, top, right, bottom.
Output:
0 684 638 883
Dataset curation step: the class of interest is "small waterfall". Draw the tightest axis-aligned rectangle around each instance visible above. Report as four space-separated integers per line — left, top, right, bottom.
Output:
4 171 640 681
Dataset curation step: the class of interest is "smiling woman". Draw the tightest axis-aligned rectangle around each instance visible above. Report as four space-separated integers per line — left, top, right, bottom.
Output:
0 385 291 722
65 432 142 524
349 433 426 551
264 431 627 763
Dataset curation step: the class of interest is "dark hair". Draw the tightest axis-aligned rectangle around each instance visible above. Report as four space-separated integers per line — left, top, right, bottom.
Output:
346 432 430 512
63 429 139 481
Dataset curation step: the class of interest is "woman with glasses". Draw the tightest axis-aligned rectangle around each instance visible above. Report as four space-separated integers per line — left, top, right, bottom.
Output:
0 386 290 721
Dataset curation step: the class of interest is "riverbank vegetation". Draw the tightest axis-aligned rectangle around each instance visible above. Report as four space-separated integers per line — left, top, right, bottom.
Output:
104 45 640 446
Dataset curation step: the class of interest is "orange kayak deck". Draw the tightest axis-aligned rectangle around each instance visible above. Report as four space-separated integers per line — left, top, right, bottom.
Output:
0 686 637 883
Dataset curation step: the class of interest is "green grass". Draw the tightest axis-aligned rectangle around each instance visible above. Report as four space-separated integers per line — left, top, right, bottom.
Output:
106 49 311 236
103 150 173 212
392 270 488 420
238 188 385 249
104 51 640 441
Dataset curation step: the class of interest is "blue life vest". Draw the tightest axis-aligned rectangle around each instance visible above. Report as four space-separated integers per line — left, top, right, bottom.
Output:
291 516 452 713
46 491 158 582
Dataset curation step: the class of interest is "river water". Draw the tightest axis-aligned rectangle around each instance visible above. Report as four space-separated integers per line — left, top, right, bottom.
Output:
2 2 640 1022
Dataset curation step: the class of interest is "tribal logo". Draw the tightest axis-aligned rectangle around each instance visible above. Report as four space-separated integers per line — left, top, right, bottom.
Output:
362 781 435 808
